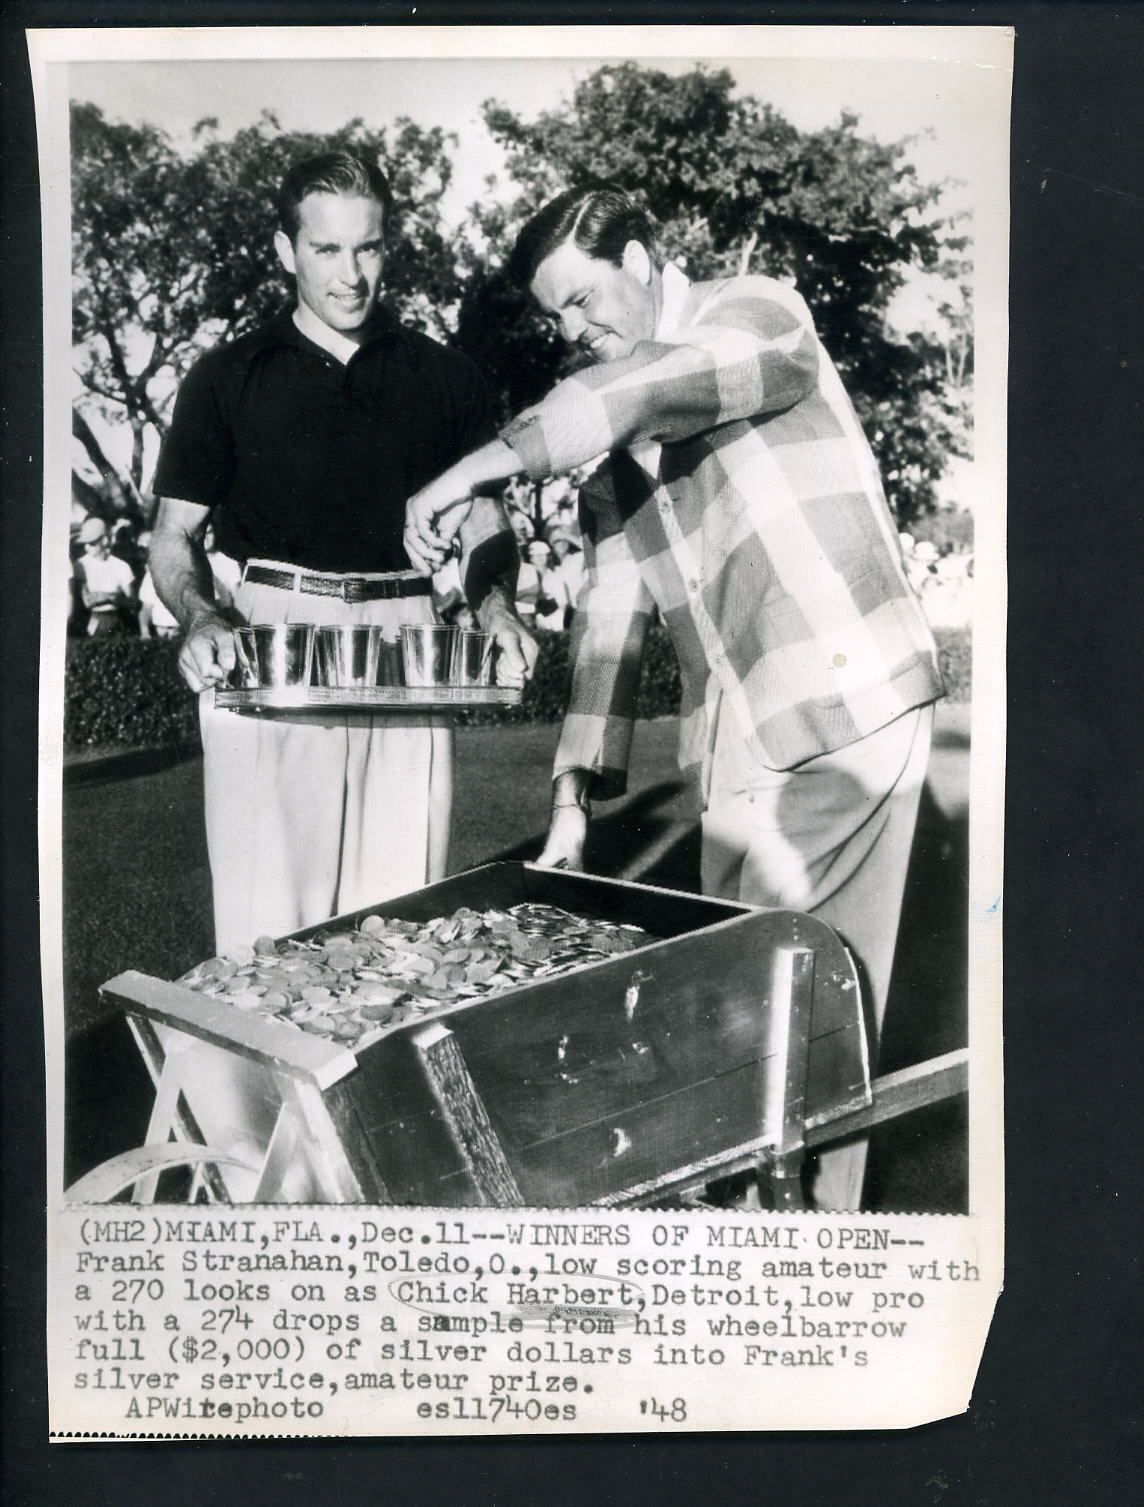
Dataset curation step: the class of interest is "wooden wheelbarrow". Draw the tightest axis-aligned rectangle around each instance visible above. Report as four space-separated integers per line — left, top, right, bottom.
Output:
67 863 967 1210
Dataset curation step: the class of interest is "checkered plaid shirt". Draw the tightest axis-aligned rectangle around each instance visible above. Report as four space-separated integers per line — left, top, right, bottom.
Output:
501 265 944 797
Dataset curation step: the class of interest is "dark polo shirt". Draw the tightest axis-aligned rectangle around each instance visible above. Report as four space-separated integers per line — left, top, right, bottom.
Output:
153 305 496 573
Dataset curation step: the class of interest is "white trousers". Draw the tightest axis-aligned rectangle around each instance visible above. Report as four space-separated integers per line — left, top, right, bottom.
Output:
200 567 453 955
701 702 934 1211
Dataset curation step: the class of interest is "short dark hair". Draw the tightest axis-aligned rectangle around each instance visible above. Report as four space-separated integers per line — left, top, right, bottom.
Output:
276 151 395 242
507 183 659 289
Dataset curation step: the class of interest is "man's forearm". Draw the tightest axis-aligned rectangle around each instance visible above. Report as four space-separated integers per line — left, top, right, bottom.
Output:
150 501 239 691
458 437 522 495
150 523 222 631
502 301 818 481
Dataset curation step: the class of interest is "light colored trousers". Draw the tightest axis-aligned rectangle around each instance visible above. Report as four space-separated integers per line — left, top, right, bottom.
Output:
200 565 453 955
701 702 934 1211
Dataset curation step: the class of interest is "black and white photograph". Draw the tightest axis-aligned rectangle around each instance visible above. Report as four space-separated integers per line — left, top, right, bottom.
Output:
33 23 1009 1436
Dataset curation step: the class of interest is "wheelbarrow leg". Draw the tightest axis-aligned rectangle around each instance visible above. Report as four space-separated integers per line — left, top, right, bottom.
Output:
131 1042 190 1203
126 1016 232 1204
755 945 816 1212
253 1098 306 1201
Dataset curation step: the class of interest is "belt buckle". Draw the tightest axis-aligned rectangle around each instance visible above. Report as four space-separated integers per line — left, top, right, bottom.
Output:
339 576 357 603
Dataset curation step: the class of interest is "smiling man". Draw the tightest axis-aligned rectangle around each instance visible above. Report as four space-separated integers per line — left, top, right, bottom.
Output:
405 183 945 1211
151 152 535 951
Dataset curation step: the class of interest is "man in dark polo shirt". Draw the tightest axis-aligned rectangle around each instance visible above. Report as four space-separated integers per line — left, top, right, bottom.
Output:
151 151 535 953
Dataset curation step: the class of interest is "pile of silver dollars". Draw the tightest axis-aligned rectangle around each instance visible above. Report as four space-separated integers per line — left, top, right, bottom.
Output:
176 903 658 1050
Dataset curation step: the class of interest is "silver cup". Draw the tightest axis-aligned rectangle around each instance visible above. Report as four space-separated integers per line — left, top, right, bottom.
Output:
400 623 457 687
315 625 385 688
376 637 403 687
450 629 494 687
233 624 316 688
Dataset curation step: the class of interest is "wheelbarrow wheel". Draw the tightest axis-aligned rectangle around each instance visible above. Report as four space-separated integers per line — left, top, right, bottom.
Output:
65 1142 261 1203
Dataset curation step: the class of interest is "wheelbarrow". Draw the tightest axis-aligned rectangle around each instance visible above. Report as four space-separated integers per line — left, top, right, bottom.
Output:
67 862 967 1210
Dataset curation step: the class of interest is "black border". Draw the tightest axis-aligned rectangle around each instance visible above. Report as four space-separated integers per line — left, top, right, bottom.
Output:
4 4 1142 1503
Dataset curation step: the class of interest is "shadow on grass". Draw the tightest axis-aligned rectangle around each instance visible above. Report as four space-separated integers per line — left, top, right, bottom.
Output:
932 723 971 750
64 740 201 787
485 780 697 882
864 782 970 1213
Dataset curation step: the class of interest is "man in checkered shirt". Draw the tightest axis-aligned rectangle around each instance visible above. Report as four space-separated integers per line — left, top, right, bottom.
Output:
406 184 946 1210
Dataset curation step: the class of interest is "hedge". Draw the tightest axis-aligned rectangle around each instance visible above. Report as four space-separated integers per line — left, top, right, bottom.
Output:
455 623 685 725
63 623 971 751
908 509 975 555
65 637 201 750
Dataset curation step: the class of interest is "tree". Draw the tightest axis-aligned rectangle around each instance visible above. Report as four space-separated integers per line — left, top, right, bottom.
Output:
70 103 463 509
458 63 971 524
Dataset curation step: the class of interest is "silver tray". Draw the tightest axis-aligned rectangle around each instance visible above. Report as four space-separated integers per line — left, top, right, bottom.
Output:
215 685 522 713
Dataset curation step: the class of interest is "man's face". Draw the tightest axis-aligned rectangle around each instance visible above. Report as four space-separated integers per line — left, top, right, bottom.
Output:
275 191 386 338
83 527 110 557
530 238 657 364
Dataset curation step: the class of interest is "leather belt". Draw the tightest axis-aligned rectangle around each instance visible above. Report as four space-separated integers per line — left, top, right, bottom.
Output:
243 564 431 603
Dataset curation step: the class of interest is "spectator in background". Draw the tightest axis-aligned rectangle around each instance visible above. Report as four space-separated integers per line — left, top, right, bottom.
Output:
905 538 939 597
73 515 138 636
138 528 181 639
139 573 180 638
542 472 580 535
546 525 585 615
506 505 534 551
109 515 149 581
203 522 241 611
526 537 573 631
516 537 567 628
67 518 89 637
514 540 543 626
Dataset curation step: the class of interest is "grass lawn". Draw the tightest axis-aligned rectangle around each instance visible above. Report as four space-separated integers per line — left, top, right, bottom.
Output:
61 706 970 1208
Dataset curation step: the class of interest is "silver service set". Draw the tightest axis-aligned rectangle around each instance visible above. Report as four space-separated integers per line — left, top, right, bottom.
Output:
232 622 494 690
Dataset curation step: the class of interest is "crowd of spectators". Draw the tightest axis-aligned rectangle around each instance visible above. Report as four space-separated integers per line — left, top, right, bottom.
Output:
503 474 585 632
899 530 975 629
67 509 240 640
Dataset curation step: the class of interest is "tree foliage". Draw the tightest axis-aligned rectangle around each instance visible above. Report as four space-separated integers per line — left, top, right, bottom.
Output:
459 63 971 524
70 68 972 528
71 102 461 498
